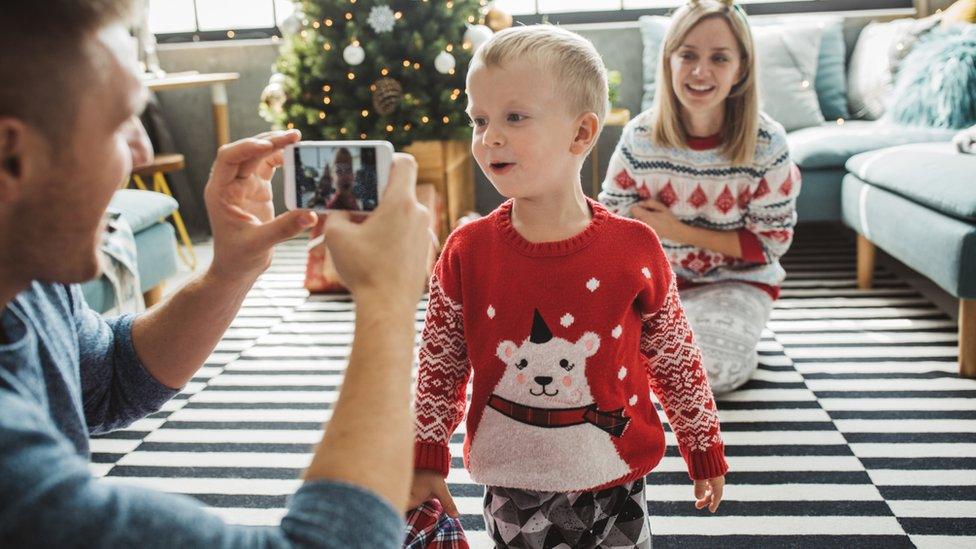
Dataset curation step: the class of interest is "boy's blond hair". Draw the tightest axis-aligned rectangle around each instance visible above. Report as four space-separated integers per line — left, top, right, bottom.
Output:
651 0 759 165
473 25 609 130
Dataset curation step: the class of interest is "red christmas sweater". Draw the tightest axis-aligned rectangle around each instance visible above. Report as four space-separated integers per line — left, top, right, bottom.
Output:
413 198 728 492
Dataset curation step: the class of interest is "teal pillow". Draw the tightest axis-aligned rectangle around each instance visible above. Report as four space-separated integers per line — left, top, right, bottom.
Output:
888 28 976 129
638 15 850 120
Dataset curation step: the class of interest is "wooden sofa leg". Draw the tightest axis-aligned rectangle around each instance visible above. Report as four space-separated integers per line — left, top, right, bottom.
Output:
961 299 976 379
143 284 165 308
857 235 876 290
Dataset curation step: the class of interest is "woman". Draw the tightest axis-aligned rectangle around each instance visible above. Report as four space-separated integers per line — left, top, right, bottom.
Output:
600 0 801 394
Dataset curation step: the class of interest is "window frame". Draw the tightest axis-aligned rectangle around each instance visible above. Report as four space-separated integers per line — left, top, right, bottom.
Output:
152 0 915 44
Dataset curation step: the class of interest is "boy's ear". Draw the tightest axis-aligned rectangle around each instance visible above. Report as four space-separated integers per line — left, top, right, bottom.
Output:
569 112 601 156
0 119 29 203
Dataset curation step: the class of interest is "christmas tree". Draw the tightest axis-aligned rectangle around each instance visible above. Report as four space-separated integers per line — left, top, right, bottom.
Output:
263 0 503 149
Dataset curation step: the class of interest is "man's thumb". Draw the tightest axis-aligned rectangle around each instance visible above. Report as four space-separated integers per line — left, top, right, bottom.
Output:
694 481 707 499
258 210 316 247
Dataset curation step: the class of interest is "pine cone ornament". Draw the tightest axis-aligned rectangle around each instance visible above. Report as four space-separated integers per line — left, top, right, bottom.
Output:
371 77 403 116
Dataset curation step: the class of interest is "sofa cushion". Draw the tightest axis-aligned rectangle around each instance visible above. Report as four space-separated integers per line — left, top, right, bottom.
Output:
109 189 178 234
846 142 976 220
847 18 916 120
889 27 976 130
788 120 958 169
842 174 976 299
752 16 848 120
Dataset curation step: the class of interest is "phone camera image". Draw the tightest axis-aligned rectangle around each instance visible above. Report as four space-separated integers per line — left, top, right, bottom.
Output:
294 145 379 211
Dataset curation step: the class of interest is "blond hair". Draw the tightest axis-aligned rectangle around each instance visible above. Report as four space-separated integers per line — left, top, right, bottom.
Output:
651 0 759 165
473 25 609 127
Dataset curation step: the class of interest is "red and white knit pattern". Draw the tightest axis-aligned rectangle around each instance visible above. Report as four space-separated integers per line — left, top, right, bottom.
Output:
641 277 722 455
600 110 800 292
414 274 470 450
413 201 728 487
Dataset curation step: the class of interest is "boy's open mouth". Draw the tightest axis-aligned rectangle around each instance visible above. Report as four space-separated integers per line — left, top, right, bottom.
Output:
489 161 516 175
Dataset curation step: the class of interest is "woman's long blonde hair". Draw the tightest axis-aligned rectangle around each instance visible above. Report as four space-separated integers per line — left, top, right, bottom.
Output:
651 0 759 165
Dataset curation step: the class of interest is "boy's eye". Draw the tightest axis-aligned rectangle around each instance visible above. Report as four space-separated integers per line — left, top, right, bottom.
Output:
507 113 524 123
470 117 487 128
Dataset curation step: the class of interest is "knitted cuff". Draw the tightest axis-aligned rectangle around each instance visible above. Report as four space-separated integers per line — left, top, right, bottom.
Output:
685 444 730 481
737 230 768 264
414 441 451 477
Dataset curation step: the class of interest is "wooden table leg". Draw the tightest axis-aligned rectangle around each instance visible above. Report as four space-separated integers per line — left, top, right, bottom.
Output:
960 298 975 378
211 83 230 147
143 283 165 308
857 235 876 290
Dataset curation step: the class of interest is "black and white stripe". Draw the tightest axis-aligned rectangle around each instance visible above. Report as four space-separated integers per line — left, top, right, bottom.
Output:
92 228 975 548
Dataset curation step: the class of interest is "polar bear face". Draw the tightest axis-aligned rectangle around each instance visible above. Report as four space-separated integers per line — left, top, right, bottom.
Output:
495 331 600 408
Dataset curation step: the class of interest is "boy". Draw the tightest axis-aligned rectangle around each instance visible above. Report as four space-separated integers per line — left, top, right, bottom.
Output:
410 25 728 548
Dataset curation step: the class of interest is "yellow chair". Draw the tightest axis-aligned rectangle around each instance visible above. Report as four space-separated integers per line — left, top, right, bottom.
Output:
130 154 197 270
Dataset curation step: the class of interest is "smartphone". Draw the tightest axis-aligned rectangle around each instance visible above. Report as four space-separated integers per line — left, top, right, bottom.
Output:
283 140 394 213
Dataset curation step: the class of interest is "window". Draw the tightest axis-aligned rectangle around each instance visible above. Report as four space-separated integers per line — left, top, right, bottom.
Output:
150 0 294 42
151 0 913 43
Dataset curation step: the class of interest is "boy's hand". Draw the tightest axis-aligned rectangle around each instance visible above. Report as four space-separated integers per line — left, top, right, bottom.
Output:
408 469 459 518
694 476 725 513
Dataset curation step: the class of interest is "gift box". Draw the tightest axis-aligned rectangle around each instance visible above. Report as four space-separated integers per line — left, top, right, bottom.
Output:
305 183 443 293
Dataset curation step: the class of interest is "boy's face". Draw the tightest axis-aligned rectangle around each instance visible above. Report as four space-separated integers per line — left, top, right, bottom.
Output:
466 59 585 200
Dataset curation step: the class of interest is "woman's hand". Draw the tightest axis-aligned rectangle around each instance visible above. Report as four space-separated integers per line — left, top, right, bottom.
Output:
629 199 687 242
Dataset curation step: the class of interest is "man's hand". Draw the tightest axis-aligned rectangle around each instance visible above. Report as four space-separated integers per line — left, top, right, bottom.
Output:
694 476 725 513
204 129 317 282
322 153 430 311
629 198 686 242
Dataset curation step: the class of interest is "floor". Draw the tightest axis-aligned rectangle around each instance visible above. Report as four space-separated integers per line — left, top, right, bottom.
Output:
107 223 975 547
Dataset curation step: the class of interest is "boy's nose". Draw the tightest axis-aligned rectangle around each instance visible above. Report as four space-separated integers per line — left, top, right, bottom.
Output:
482 125 504 147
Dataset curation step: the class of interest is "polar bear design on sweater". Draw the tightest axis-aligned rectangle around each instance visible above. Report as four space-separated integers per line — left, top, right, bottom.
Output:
468 310 631 491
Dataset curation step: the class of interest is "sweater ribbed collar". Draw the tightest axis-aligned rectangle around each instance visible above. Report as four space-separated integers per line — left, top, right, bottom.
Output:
494 197 610 257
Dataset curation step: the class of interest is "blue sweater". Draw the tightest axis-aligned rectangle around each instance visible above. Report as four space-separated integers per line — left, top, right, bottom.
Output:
0 282 403 548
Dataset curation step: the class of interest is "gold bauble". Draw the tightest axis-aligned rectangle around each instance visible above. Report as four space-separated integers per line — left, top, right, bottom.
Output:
485 9 513 32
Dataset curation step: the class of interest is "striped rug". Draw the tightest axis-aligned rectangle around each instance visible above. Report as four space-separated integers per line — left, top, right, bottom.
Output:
91 225 976 548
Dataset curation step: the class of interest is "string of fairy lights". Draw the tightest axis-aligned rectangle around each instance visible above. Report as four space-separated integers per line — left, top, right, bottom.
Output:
261 0 512 141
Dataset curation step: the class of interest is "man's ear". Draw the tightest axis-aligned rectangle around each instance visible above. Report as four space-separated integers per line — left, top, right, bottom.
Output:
569 112 601 156
0 118 29 203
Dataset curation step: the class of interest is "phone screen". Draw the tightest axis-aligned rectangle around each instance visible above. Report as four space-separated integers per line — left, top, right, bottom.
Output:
293 144 380 212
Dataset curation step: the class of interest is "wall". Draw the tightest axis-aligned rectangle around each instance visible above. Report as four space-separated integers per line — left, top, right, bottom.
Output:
154 4 922 230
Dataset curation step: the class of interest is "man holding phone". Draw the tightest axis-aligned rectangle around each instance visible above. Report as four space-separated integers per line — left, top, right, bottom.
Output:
0 1 431 546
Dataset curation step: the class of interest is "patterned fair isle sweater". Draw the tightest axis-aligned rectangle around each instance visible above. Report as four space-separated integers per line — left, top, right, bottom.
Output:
413 198 728 493
599 111 801 299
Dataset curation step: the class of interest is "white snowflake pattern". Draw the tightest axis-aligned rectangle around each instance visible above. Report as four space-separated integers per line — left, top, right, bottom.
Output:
629 395 638 406
560 313 574 327
618 366 627 380
641 267 651 279
586 278 600 292
367 5 396 34
487 305 496 319
611 325 622 339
